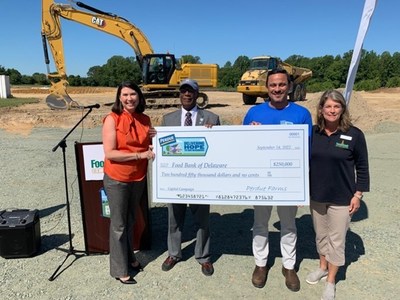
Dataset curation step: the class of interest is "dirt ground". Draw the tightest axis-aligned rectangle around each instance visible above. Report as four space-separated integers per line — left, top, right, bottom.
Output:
1 87 399 299
3 86 400 135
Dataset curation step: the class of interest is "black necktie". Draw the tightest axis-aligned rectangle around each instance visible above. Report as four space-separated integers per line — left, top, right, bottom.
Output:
184 112 192 126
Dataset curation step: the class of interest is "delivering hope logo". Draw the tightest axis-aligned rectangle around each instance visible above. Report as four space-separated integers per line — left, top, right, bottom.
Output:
159 134 208 156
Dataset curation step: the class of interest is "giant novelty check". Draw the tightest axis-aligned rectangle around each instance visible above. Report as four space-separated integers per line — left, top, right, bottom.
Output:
151 125 309 206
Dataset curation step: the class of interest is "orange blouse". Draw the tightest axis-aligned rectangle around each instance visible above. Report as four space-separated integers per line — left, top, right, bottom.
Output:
103 110 151 182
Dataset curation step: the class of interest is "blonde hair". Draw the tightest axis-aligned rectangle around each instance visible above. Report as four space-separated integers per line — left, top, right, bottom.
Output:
316 90 352 132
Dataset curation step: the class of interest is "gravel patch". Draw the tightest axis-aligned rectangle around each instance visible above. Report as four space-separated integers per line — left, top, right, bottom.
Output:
0 124 399 299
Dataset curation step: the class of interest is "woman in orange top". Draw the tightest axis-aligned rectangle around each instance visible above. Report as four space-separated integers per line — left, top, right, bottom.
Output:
102 81 155 284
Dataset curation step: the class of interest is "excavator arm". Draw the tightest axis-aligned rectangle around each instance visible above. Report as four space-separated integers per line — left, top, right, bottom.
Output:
41 0 217 110
41 0 154 109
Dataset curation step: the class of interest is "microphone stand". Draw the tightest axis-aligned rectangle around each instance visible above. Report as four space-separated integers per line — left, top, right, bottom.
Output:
49 107 95 281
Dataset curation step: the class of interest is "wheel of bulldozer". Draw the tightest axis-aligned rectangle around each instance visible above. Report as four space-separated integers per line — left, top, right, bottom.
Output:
243 94 257 105
196 92 209 109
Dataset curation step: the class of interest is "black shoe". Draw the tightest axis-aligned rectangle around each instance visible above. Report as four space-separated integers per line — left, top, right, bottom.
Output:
116 276 137 284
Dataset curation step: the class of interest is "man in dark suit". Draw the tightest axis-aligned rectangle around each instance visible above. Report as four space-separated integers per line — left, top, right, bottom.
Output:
160 79 220 276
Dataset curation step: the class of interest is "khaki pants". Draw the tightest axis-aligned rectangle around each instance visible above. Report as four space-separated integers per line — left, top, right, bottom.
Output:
253 205 298 269
310 200 351 266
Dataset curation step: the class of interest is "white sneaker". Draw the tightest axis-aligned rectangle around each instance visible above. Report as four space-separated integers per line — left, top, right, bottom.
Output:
306 268 328 285
321 282 336 300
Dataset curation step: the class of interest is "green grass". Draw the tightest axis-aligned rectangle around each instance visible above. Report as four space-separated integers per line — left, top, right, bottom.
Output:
0 97 40 108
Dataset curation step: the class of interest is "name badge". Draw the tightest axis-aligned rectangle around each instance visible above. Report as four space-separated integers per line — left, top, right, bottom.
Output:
340 135 352 141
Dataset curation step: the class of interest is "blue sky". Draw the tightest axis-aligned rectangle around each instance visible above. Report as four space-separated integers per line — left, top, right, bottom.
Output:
0 0 394 77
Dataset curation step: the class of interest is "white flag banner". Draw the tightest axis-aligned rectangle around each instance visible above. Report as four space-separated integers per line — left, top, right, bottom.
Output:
343 0 377 104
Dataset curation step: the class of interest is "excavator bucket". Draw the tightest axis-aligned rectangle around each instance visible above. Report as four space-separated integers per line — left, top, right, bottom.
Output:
45 93 80 110
45 78 81 109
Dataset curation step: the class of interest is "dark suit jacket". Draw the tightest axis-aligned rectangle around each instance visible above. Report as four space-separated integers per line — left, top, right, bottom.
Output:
161 109 221 126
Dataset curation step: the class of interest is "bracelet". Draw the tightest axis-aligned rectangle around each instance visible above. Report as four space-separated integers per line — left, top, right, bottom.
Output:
136 153 140 160
354 193 363 200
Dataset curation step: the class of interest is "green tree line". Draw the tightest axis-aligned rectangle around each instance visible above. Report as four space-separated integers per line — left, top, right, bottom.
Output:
2 50 400 91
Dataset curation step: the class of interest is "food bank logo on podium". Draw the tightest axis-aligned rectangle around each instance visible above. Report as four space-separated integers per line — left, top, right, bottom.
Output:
82 144 104 181
90 159 104 174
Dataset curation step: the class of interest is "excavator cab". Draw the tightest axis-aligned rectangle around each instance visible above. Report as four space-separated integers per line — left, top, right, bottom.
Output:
142 54 176 86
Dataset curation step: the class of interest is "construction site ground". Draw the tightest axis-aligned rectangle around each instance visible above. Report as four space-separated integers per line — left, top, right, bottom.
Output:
2 86 400 135
0 87 399 299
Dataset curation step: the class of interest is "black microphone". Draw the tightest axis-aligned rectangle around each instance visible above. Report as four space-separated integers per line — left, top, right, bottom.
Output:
81 103 100 109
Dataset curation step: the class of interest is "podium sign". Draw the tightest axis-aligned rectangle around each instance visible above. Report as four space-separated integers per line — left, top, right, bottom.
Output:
74 142 151 254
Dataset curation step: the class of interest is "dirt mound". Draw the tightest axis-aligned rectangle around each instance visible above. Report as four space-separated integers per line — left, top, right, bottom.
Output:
11 86 115 94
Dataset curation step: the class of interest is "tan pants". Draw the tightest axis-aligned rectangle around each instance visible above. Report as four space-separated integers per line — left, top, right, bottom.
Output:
310 200 351 266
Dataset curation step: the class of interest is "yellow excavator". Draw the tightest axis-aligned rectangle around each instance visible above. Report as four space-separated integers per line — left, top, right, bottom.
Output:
41 0 218 109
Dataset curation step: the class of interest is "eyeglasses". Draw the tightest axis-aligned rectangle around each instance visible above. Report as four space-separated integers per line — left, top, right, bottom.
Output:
179 88 196 94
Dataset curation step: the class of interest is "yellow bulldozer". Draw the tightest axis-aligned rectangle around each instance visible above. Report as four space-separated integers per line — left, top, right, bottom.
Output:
41 0 218 109
237 56 312 104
